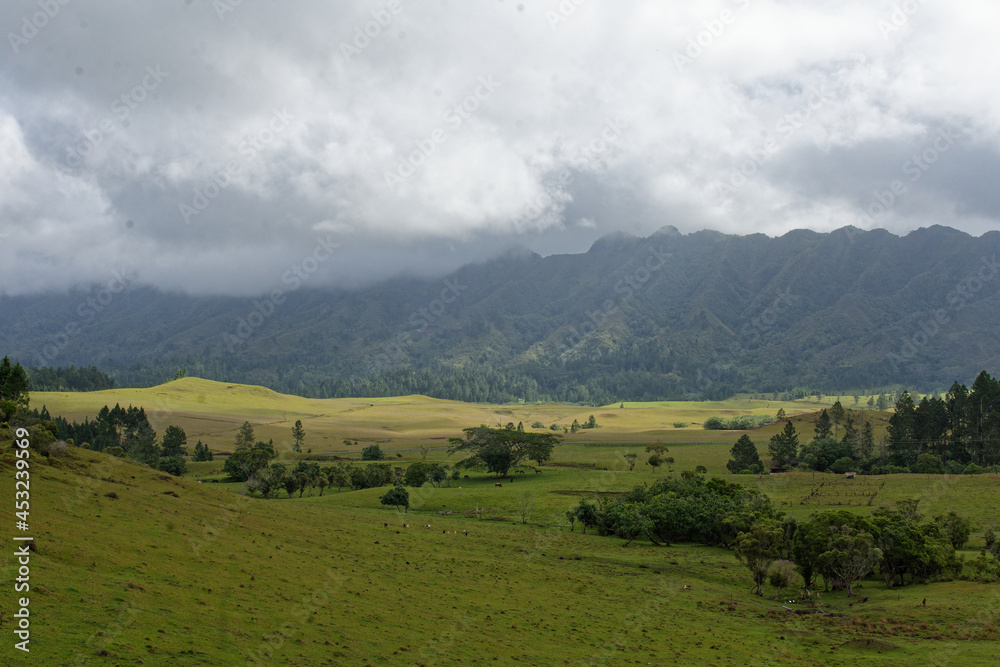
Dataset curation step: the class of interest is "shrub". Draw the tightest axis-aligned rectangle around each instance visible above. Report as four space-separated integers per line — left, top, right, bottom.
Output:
673 422 689 428
703 416 726 430
531 421 545 429
361 444 385 461
964 463 984 475
829 457 855 474
911 453 945 474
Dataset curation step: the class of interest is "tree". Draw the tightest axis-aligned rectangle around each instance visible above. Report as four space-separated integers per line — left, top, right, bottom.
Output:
125 422 160 468
362 444 385 461
623 453 638 471
735 521 784 595
775 408 786 421
0 356 30 422
157 456 188 476
327 462 352 491
249 463 285 499
727 435 763 474
419 445 430 460
815 409 832 440
768 560 797 600
911 453 944 474
516 491 536 524
859 421 875 460
570 419 581 433
448 426 561 478
572 499 600 534
281 470 301 498
380 485 409 512
819 526 882 597
161 425 188 458
935 511 971 550
224 444 275 482
585 415 598 429
645 442 667 456
647 453 663 471
403 461 432 487
291 420 305 453
768 421 799 468
829 401 846 437
192 440 214 461
234 422 256 451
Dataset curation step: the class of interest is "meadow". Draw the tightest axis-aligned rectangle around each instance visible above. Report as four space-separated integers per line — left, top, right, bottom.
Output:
3 378 998 665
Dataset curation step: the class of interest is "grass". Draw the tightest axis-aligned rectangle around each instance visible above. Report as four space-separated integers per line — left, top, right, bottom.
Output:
5 378 998 664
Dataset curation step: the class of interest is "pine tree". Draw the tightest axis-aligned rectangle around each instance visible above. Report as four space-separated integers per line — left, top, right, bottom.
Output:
814 409 832 440
235 421 255 450
291 420 305 453
768 421 799 468
727 434 763 474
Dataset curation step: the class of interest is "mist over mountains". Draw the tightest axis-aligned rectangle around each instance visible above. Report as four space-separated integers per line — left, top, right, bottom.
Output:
3 225 998 403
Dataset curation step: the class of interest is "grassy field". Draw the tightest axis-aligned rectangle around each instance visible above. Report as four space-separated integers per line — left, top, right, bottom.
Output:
4 379 999 665
32 376 855 455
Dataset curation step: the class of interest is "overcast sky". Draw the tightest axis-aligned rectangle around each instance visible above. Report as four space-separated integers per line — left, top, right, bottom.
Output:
2 1 998 296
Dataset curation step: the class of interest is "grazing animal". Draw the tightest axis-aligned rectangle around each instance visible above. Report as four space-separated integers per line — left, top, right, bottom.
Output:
384 523 388 528
534 468 541 474
495 482 503 488
463 530 467 535
464 475 470 479
426 524 431 528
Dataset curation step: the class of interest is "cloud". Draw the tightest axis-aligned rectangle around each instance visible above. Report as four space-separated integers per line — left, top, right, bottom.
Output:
1 0 998 295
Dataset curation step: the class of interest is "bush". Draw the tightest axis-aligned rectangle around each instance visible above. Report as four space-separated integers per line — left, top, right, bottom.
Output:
531 421 545 429
361 444 385 461
911 453 945 474
702 416 726 430
673 422 689 428
964 463 984 475
829 457 855 474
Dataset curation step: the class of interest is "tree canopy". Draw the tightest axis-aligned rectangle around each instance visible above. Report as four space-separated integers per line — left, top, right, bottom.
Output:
448 425 561 477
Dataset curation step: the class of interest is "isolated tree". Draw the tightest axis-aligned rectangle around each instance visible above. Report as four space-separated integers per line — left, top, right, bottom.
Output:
448 426 560 478
727 435 763 474
645 442 667 456
775 408 786 422
517 421 524 432
867 396 876 410
768 560 797 600
570 419 581 433
234 421 256 451
291 420 305 453
566 509 577 532
768 421 799 468
735 521 784 595
647 453 663 472
624 453 638 471
419 445 430 460
516 491 536 524
161 425 188 458
362 444 385 461
815 409 833 440
380 485 409 512
585 415 598 429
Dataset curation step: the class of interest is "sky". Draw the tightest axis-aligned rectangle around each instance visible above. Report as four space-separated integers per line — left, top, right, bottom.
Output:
1 0 999 296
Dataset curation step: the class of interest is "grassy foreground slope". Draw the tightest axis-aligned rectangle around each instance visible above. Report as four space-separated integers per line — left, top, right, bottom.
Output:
3 447 1000 665
33 377 845 453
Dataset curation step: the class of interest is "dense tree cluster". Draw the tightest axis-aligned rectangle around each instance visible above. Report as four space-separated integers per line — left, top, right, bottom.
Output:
27 365 116 392
886 372 1000 468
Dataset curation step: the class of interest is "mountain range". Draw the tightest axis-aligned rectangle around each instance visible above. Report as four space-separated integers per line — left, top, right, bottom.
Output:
3 225 998 404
